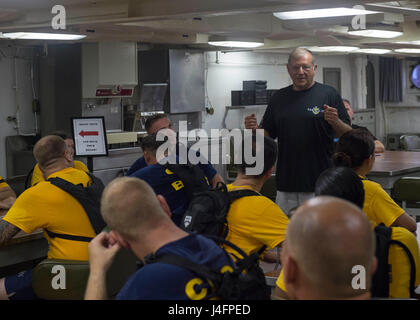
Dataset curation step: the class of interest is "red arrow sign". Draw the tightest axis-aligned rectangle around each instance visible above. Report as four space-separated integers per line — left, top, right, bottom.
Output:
79 130 99 137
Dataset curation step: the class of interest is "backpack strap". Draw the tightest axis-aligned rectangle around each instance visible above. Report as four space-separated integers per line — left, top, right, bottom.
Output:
46 172 106 242
228 189 260 203
372 223 392 297
48 173 106 234
205 235 267 262
221 188 260 239
389 239 417 298
45 230 93 242
372 224 417 298
145 239 269 300
165 163 210 200
145 253 221 287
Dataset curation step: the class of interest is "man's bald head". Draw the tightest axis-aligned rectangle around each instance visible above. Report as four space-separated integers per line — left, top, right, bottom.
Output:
100 177 169 241
33 135 68 171
284 196 375 299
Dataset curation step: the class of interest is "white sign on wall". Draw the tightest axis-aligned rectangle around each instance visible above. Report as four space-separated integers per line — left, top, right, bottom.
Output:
71 117 108 156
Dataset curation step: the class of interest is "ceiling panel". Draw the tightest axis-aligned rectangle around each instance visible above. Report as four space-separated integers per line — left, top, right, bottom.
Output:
0 0 418 56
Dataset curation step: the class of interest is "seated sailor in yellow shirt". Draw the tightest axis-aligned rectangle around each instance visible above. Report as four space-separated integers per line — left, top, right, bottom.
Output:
274 166 420 299
31 131 88 186
223 133 289 262
0 135 96 300
332 129 416 233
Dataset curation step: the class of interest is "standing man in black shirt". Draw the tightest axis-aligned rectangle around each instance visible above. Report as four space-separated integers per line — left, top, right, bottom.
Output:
245 48 351 214
343 98 385 153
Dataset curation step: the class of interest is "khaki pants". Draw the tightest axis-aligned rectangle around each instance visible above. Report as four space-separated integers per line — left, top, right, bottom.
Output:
275 191 314 216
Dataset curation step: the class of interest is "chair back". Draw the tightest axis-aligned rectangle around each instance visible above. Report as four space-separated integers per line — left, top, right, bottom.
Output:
5 175 27 197
32 259 90 300
392 177 420 203
32 248 138 300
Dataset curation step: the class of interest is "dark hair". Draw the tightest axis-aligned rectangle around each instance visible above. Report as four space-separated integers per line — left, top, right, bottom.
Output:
236 133 277 178
145 114 169 134
332 129 375 169
315 167 365 209
342 99 350 105
140 134 167 153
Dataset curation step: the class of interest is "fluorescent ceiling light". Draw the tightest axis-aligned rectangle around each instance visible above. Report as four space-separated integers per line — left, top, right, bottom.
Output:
208 41 264 48
306 46 360 53
2 32 86 40
273 7 379 20
396 40 420 45
348 29 403 38
355 48 391 54
395 48 420 54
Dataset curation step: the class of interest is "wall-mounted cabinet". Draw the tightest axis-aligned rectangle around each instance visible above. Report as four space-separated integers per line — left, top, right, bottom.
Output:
138 49 205 114
168 50 205 114
82 42 138 98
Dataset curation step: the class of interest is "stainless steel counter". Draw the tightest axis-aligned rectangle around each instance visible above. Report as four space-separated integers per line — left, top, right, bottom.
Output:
79 147 143 185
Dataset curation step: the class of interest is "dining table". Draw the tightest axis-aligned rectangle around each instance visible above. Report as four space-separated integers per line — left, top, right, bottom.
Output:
0 220 48 271
367 150 420 194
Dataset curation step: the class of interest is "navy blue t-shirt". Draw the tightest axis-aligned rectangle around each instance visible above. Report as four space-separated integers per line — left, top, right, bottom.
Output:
260 82 350 192
126 157 147 176
116 234 234 300
126 145 217 181
130 162 190 226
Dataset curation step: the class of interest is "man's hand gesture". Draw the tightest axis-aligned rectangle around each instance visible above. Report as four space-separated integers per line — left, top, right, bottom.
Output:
88 231 121 273
244 113 258 130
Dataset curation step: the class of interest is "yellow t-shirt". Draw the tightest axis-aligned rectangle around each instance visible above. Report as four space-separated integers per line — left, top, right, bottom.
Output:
276 227 420 299
223 184 289 260
361 177 404 227
4 167 95 261
31 160 88 187
0 176 8 189
276 268 286 293
388 227 420 298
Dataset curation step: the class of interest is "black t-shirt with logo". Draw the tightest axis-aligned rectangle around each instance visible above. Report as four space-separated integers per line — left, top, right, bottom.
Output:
260 82 350 192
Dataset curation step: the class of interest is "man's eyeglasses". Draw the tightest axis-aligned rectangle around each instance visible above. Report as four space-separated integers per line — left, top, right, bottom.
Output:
290 65 314 72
